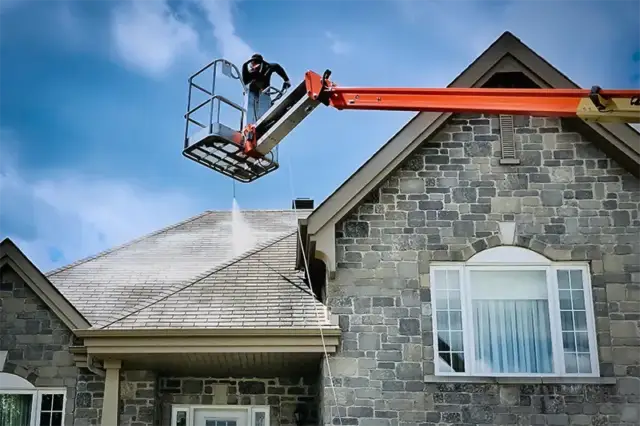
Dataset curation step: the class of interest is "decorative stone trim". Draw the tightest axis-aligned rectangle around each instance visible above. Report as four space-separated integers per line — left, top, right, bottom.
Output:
1 360 38 385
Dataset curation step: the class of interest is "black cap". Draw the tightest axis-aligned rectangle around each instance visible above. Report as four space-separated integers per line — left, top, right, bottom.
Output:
251 53 263 62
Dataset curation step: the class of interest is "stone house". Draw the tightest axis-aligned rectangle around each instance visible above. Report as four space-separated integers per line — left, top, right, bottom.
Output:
1 31 639 426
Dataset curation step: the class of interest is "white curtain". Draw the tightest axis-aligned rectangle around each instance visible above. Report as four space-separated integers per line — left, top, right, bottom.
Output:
470 270 554 374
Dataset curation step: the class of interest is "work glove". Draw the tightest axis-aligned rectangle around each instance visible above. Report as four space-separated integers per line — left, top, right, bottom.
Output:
282 80 291 91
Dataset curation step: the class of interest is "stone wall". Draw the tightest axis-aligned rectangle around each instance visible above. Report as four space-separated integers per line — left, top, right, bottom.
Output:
74 368 105 426
323 114 640 425
158 376 319 425
0 264 79 426
119 370 157 426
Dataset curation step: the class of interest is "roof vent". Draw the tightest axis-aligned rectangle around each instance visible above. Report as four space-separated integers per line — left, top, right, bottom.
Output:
292 198 314 210
499 114 521 165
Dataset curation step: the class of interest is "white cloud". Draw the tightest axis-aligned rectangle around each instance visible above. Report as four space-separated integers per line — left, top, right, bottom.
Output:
325 31 352 55
195 0 254 66
110 0 203 78
0 133 204 273
109 0 256 77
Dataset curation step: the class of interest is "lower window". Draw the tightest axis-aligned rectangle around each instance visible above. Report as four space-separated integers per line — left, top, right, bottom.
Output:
430 247 599 378
0 390 65 426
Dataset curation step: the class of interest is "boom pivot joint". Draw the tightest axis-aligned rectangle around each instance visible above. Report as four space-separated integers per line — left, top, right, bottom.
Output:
315 69 333 106
589 86 607 111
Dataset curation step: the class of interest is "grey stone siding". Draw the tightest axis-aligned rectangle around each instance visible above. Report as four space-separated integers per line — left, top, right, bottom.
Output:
0 264 79 426
74 368 105 426
324 114 640 425
120 370 157 426
158 376 319 425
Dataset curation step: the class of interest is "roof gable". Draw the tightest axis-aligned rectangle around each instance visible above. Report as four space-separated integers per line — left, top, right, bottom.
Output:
305 31 640 236
0 238 90 331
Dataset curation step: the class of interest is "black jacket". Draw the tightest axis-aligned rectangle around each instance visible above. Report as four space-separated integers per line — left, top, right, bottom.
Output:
241 60 290 93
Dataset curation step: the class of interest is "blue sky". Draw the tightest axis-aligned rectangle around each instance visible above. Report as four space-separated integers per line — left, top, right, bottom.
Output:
1 0 639 271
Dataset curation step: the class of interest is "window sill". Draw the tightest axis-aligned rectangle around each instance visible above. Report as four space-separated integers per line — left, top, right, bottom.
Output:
424 375 617 385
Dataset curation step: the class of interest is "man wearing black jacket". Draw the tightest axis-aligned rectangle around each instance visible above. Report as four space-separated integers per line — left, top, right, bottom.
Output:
242 54 291 124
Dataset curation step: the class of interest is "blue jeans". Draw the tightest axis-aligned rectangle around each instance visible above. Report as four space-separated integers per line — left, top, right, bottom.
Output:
245 90 273 126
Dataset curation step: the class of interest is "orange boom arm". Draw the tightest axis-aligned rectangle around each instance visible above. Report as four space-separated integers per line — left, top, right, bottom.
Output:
304 70 640 124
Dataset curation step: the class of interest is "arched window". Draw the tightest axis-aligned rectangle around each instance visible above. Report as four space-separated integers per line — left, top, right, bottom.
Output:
0 372 66 426
429 246 599 378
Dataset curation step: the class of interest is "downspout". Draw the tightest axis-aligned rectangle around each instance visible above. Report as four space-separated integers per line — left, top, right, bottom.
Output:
86 354 106 377
70 332 106 377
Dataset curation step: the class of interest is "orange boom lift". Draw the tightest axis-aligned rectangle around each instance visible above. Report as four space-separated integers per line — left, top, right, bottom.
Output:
182 60 640 183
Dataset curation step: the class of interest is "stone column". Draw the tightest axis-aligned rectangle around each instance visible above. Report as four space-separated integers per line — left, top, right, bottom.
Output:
101 359 121 426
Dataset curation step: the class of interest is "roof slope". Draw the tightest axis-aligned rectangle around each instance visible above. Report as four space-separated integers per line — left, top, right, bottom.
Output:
102 232 332 330
305 31 640 237
47 209 310 327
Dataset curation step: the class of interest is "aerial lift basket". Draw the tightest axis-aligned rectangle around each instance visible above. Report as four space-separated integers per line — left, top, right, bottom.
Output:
182 59 321 183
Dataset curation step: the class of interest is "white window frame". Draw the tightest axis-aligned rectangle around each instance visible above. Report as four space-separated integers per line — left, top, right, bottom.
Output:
0 372 66 426
430 246 600 378
171 404 270 426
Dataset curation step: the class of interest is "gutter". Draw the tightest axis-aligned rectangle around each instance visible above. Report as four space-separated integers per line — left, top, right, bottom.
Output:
73 326 341 338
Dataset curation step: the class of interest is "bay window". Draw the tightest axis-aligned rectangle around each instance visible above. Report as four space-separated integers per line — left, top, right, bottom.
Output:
430 246 599 378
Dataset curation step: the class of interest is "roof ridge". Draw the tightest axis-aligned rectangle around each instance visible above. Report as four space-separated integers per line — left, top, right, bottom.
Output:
98 229 298 329
45 210 214 277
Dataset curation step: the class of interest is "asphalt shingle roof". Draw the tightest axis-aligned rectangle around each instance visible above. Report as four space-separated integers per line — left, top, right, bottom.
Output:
103 232 332 329
46 209 329 330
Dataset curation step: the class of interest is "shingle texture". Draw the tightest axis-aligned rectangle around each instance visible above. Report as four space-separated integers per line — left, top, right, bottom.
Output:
46 209 329 329
105 232 331 329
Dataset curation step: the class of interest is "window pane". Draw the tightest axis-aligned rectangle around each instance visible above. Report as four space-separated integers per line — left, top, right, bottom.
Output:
254 412 266 426
560 311 574 330
437 332 449 352
556 269 592 374
451 352 465 372
51 412 62 426
175 411 187 426
449 292 461 309
557 270 570 289
41 394 52 411
433 269 465 373
575 332 590 352
577 354 592 374
52 395 63 411
571 290 585 310
0 394 33 426
40 412 51 426
565 353 578 373
562 332 576 352
574 312 587 331
559 290 571 309
447 270 460 289
450 331 464 352
436 311 449 330
449 312 462 330
435 291 448 310
570 271 583 289
470 270 553 374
